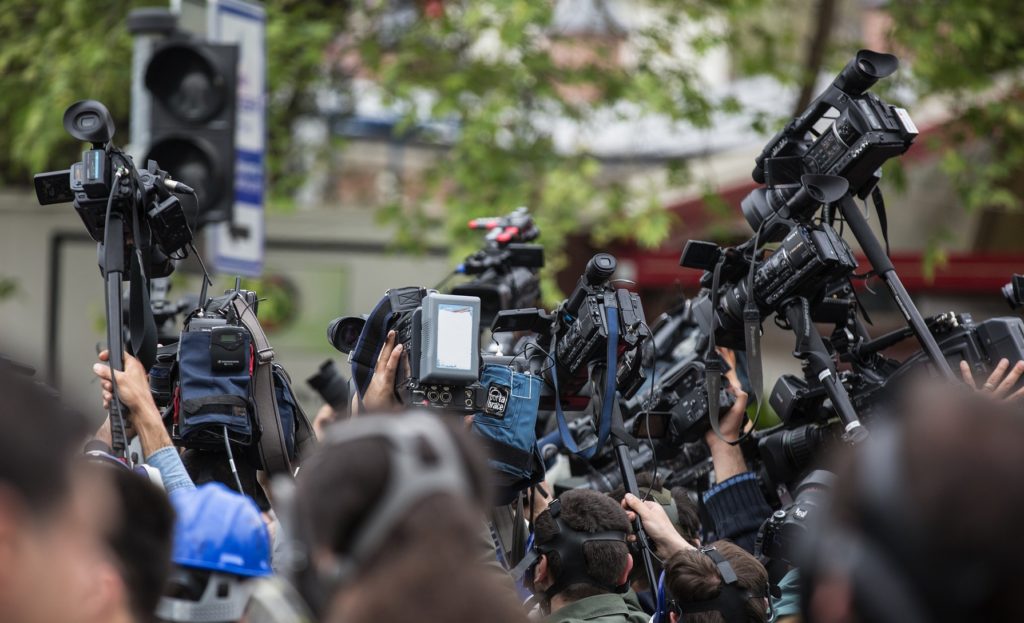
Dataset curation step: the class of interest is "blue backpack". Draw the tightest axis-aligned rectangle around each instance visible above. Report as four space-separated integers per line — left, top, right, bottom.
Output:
171 289 315 475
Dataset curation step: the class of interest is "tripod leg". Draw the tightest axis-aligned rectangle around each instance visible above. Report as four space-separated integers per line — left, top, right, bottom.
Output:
102 213 131 461
783 299 867 443
837 195 955 380
608 396 659 604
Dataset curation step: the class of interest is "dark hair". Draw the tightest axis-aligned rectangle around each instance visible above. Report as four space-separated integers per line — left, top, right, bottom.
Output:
295 414 524 623
0 367 87 515
669 486 702 546
533 488 631 603
665 540 768 623
100 465 176 623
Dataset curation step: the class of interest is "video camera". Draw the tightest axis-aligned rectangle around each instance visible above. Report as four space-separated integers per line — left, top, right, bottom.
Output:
755 470 834 585
494 252 651 402
330 288 485 411
747 50 918 240
451 207 544 327
34 99 196 460
34 100 194 271
681 209 858 350
307 360 350 414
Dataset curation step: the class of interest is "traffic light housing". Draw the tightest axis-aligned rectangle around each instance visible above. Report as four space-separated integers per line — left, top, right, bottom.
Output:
144 39 238 228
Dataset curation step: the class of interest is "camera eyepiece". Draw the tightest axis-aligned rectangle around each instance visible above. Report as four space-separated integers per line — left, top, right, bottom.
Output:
63 100 115 145
585 253 617 285
833 49 898 96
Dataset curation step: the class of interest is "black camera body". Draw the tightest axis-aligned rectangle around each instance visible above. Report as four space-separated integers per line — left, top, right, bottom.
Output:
489 253 650 406
624 358 736 445
307 360 350 413
755 470 834 583
451 208 544 327
553 255 650 398
683 222 858 349
34 101 193 271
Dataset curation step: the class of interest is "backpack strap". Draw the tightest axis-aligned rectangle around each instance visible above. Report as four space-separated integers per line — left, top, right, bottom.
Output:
231 296 292 475
275 363 318 466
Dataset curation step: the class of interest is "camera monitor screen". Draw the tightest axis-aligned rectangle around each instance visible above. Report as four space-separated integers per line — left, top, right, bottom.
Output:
436 304 475 370
418 293 481 384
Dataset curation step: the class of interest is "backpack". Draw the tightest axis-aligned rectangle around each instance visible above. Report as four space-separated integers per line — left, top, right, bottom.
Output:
170 289 316 475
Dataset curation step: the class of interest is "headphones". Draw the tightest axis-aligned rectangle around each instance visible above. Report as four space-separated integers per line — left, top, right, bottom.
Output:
512 498 629 601
667 545 772 623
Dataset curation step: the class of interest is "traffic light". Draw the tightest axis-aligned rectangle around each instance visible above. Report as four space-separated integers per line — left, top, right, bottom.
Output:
144 39 238 228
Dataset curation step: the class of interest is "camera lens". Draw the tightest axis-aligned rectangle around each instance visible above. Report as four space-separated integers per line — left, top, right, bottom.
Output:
327 316 366 354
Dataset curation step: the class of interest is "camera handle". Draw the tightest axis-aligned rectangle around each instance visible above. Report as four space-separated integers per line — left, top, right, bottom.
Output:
836 194 955 380
782 297 867 444
608 397 659 607
101 209 131 462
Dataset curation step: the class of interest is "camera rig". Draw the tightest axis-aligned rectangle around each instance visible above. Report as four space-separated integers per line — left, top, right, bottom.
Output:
34 100 195 461
746 49 953 381
451 207 544 329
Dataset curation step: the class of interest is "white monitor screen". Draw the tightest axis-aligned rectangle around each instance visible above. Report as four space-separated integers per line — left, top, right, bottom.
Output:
436 304 475 370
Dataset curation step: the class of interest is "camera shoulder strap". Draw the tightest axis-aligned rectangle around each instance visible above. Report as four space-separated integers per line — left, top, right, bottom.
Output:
231 296 292 475
548 305 618 459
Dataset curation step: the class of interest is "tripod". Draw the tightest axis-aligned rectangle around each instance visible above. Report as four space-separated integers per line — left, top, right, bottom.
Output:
781 297 867 442
836 194 955 380
609 399 660 604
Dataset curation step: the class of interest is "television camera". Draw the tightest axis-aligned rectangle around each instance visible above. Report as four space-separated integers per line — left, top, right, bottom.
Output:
34 100 195 460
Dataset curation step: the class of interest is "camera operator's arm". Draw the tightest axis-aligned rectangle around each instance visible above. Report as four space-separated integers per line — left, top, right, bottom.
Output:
960 358 1024 400
93 351 194 492
701 348 772 554
358 330 405 414
621 492 695 559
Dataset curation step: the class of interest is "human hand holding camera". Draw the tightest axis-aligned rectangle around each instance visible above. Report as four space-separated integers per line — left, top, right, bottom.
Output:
704 348 750 483
92 350 173 456
961 358 1024 401
360 330 407 413
621 492 694 559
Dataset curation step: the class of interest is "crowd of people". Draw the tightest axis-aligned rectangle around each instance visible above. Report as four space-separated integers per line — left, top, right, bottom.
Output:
3 338 1024 623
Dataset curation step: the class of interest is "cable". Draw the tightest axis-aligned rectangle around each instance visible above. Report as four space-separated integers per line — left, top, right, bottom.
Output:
223 425 246 494
638 319 659 503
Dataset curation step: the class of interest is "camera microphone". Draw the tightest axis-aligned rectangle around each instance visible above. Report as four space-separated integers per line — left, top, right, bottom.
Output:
163 178 196 195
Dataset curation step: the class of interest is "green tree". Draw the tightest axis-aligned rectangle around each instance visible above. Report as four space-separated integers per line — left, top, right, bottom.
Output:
0 0 348 190
342 1 766 298
888 0 1024 216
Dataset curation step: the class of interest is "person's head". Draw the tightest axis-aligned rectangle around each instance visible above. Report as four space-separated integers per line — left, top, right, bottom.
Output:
295 411 525 623
0 366 100 623
157 483 272 623
531 488 633 610
77 458 176 623
803 384 1024 623
665 540 770 623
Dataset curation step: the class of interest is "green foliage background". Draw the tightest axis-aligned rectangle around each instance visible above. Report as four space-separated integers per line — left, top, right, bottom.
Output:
1 0 1023 297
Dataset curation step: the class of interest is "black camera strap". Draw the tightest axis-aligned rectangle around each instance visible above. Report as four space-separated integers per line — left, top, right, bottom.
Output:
548 305 619 459
706 257 727 441
128 190 157 370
